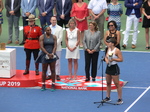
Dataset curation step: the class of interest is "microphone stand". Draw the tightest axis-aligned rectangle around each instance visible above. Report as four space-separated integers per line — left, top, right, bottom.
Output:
94 50 116 108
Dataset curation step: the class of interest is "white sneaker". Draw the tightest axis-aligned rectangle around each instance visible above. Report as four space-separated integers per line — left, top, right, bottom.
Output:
116 99 123 105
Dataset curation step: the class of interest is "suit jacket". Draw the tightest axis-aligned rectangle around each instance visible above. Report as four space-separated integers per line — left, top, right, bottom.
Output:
5 0 21 17
124 0 142 18
37 0 54 17
50 24 63 51
83 30 101 52
56 0 72 21
21 0 37 17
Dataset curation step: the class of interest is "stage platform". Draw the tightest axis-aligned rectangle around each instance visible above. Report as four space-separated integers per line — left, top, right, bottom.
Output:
0 70 41 87
0 70 125 91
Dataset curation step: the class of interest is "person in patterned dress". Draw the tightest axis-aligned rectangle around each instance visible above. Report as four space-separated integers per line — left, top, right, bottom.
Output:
107 0 123 31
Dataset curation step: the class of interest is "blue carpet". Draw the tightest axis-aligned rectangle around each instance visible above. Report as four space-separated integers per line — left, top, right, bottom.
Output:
0 87 149 112
1 47 150 112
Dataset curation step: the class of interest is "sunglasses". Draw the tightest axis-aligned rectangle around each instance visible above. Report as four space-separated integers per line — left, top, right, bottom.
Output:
109 25 114 27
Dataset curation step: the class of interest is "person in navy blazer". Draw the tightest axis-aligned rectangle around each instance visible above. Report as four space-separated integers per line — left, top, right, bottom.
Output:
37 0 54 33
56 0 72 28
122 0 142 49
125 0 142 18
19 0 37 45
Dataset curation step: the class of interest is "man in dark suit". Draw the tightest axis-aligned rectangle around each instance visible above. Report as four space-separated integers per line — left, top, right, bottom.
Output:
37 0 54 33
122 0 142 49
56 0 72 28
5 0 21 44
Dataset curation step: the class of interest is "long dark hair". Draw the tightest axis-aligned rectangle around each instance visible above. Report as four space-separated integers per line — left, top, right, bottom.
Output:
107 20 118 29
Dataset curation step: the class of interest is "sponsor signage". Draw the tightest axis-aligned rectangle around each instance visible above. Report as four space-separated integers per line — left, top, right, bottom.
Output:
0 48 16 78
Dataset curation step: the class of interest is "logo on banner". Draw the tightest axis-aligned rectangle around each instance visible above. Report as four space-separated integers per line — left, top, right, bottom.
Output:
0 60 9 69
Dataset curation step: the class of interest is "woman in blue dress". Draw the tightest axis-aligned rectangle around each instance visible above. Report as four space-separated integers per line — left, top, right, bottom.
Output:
107 0 123 31
36 26 58 91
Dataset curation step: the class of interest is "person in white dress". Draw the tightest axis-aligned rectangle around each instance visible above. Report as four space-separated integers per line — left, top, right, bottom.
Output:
65 18 80 80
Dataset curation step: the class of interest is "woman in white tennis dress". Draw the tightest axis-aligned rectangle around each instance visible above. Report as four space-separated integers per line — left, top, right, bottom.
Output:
65 18 80 80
